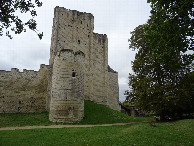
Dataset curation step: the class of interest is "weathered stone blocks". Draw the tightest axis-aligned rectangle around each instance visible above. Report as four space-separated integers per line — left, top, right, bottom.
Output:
0 65 50 113
49 50 85 123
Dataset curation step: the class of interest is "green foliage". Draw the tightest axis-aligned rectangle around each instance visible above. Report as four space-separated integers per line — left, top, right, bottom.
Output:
0 0 43 39
146 0 193 68
146 0 194 119
126 0 194 120
0 100 151 128
0 119 194 145
122 101 135 107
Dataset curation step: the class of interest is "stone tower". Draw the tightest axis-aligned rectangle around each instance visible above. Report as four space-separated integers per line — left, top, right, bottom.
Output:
49 7 96 102
48 6 120 122
49 7 109 104
49 50 85 123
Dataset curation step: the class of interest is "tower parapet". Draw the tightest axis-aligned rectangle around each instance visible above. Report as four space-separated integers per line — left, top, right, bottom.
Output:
49 7 94 66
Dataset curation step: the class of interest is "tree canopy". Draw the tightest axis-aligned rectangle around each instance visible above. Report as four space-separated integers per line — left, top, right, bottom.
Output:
0 0 43 39
126 0 194 120
145 0 193 70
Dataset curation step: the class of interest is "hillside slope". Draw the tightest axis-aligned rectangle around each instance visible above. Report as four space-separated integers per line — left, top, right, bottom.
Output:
79 100 150 124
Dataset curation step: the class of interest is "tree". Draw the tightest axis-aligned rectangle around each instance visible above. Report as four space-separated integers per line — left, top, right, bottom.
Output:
145 0 194 71
144 0 194 119
127 24 170 118
0 0 43 39
126 0 194 120
127 20 194 120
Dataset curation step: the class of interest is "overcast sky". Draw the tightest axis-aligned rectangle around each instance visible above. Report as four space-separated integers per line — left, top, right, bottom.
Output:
0 0 151 102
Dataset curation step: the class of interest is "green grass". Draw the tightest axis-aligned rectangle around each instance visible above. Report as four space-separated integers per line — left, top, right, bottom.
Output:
0 112 53 128
0 100 152 127
0 119 193 145
78 100 151 124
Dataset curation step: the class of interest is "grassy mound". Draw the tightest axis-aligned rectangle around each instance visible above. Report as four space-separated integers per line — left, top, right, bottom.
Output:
0 100 152 127
79 100 150 124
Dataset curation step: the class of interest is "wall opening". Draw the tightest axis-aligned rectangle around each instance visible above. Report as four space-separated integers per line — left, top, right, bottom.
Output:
72 72 76 78
78 40 80 44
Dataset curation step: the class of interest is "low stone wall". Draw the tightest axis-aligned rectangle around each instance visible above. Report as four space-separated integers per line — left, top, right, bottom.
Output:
107 71 121 111
0 65 50 113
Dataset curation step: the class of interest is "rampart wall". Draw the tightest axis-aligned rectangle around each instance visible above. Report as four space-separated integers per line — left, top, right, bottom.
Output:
0 65 50 113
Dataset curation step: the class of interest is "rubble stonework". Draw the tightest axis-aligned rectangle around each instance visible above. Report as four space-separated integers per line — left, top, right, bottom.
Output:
0 7 121 122
0 65 50 113
49 50 85 122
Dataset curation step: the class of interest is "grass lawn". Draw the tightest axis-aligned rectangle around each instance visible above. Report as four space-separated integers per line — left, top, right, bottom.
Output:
0 119 194 145
0 100 152 128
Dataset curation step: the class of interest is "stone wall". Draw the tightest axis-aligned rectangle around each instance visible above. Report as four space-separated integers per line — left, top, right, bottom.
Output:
0 65 50 113
91 33 108 105
49 50 85 123
107 71 121 111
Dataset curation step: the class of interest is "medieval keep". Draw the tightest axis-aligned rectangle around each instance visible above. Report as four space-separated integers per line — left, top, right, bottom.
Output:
0 7 120 123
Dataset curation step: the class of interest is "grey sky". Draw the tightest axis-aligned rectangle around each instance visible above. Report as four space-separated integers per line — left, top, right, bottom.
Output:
0 0 151 102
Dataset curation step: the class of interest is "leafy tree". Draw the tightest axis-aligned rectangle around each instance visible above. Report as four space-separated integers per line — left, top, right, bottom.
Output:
127 0 194 120
145 0 194 71
0 0 43 39
127 24 167 118
127 22 194 120
144 0 194 119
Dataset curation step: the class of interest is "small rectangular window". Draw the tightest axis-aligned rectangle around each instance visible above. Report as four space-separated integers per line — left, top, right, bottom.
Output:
72 72 76 78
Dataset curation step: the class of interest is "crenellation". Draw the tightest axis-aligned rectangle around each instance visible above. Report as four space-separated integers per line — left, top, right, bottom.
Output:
0 65 51 113
40 64 50 69
93 33 107 45
11 68 19 72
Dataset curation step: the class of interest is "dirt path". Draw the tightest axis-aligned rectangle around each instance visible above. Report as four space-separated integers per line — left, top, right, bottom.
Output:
0 122 148 131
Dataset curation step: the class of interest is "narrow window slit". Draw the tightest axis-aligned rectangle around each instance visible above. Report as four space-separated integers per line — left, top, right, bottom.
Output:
72 72 76 78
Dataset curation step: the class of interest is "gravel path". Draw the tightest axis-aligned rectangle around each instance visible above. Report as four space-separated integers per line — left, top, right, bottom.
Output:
0 122 148 131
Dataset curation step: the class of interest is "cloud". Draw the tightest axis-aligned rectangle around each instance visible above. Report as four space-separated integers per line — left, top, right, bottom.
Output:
0 31 49 71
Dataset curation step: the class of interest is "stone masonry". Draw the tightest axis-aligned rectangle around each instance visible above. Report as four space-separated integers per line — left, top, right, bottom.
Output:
0 65 50 113
49 50 85 122
0 7 120 123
